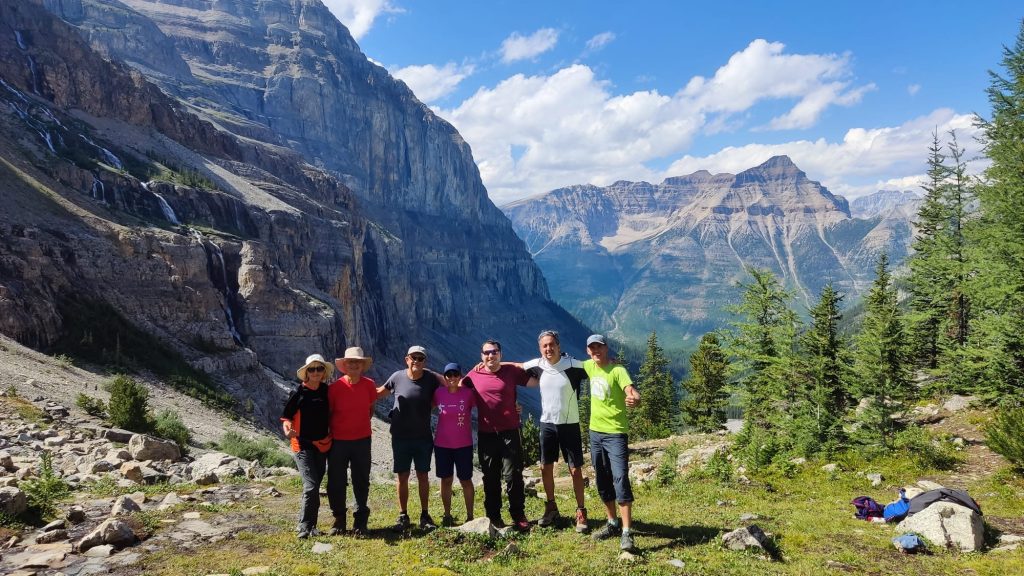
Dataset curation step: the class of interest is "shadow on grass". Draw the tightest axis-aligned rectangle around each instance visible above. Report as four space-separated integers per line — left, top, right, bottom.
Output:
630 520 724 552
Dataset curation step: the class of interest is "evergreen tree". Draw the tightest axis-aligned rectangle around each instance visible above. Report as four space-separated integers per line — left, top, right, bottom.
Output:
968 21 1024 401
941 133 974 389
792 283 850 455
907 131 950 369
726 268 799 432
629 331 677 440
680 333 728 433
852 253 911 451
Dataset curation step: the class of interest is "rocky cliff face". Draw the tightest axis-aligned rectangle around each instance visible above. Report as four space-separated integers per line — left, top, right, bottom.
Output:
503 156 913 350
0 0 585 424
850 189 923 220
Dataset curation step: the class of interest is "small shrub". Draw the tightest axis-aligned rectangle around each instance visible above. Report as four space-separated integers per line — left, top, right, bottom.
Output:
219 431 293 468
656 442 681 486
153 409 191 454
987 407 1024 471
106 375 151 432
20 452 70 519
520 414 541 467
893 427 961 471
75 393 107 418
705 449 734 483
55 354 73 368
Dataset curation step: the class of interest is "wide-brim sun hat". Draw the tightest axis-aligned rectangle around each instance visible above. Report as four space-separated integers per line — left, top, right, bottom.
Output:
338 346 373 370
297 353 334 381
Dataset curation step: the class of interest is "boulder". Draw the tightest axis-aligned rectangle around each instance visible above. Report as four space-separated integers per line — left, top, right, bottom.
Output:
120 462 144 483
35 529 69 544
456 517 498 538
0 450 14 470
896 502 984 552
942 395 976 413
128 434 180 462
111 495 143 516
66 505 87 523
867 473 884 487
821 463 839 473
722 525 770 551
77 518 136 551
190 452 245 484
102 428 135 443
0 486 28 516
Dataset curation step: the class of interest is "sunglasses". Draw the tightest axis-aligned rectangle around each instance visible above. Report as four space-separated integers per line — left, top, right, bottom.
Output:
444 372 461 378
481 349 500 356
307 365 326 373
409 355 426 362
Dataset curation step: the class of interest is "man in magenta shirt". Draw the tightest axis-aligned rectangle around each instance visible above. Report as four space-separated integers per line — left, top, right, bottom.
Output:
462 339 531 531
434 362 476 526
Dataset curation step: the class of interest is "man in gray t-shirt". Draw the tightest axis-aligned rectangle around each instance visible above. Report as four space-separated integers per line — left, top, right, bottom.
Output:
378 345 442 532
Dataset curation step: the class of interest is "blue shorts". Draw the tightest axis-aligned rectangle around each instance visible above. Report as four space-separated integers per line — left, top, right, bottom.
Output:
539 422 584 468
392 436 433 474
434 445 474 481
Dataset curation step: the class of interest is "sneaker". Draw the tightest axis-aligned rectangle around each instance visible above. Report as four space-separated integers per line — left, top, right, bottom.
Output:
441 514 456 527
538 501 560 528
392 512 411 533
620 529 636 552
512 515 531 532
575 507 589 534
297 529 311 539
419 511 438 530
592 521 621 541
328 517 346 536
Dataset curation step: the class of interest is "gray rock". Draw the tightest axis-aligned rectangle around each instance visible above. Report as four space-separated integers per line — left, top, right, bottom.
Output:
722 525 769 551
0 486 28 516
43 436 66 447
159 492 185 510
789 457 807 466
942 395 976 413
311 542 333 554
917 480 944 491
83 544 116 557
120 462 144 483
617 550 638 562
0 450 13 470
128 434 180 462
456 517 498 538
667 559 686 569
739 513 759 522
78 518 136 551
35 529 68 544
66 505 87 523
89 460 115 474
101 428 135 443
111 495 142 516
190 452 245 484
41 519 66 532
241 567 271 575
867 473 884 487
896 502 983 552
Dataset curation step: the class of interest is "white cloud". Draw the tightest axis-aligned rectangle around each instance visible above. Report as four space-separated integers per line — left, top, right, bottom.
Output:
584 32 616 53
664 109 984 199
440 39 894 204
500 28 560 63
908 83 921 95
322 0 404 40
392 62 475 103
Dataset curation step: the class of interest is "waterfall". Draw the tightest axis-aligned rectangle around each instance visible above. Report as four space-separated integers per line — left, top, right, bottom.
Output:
41 108 65 129
79 135 123 170
91 174 105 200
14 30 26 50
26 56 40 95
153 192 180 225
38 130 55 153
190 228 244 345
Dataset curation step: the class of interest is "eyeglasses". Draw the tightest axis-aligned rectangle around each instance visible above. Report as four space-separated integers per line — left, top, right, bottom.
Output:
307 365 326 373
409 355 426 362
481 349 500 356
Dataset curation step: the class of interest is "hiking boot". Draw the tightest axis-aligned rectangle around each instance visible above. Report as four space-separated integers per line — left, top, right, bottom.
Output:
419 511 438 530
328 517 346 536
297 528 311 539
352 520 368 537
537 500 560 528
441 513 456 527
575 507 589 533
592 521 621 541
620 529 637 552
392 512 411 533
488 515 506 529
512 515 531 532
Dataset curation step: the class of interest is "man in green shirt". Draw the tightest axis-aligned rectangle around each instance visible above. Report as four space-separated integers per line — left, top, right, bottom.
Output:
583 334 641 552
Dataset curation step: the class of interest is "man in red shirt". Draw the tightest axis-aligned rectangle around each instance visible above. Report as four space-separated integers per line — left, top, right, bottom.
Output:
327 347 378 535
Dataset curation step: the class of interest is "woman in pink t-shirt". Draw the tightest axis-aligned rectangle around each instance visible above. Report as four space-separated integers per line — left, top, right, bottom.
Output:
434 362 476 526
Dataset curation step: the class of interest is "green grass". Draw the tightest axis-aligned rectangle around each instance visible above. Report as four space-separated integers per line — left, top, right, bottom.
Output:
115 456 1023 576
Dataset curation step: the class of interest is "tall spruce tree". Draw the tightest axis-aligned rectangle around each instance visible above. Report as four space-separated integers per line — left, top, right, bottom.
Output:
852 253 911 451
941 133 974 389
793 283 850 455
907 131 951 369
681 333 728 433
726 268 799 432
964 23 1024 402
629 331 677 439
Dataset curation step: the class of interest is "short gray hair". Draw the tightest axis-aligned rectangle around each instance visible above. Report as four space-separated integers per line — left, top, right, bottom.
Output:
537 330 560 345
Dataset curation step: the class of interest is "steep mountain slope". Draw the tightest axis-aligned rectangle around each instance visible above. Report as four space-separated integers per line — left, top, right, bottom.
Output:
0 0 585 423
850 189 923 220
504 157 913 350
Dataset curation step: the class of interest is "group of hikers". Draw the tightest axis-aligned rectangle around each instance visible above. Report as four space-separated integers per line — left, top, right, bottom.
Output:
280 330 642 551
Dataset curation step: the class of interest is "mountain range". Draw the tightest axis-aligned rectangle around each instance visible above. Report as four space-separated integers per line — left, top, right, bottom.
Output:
0 0 586 422
503 157 919 351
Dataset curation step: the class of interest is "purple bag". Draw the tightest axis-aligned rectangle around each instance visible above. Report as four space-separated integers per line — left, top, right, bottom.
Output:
851 496 884 520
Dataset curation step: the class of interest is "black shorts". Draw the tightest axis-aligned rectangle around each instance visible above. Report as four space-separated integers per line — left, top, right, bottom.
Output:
539 422 584 468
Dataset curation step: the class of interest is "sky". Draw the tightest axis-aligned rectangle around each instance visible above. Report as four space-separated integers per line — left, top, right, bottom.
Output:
321 0 1022 205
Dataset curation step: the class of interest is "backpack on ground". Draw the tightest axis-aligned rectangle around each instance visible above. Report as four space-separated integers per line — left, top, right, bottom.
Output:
851 496 884 520
883 489 910 522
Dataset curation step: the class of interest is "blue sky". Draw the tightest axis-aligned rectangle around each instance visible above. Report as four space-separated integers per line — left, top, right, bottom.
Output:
323 1 1022 204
